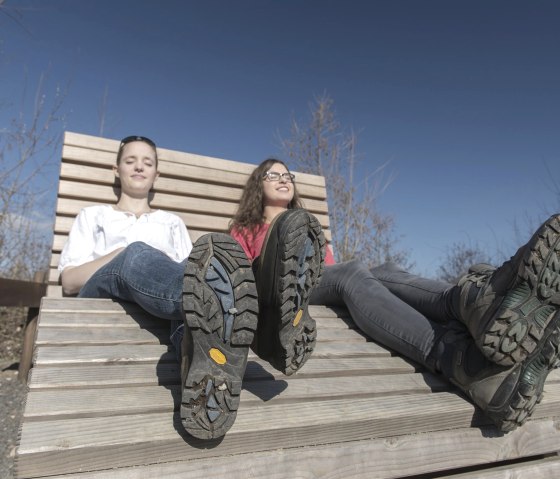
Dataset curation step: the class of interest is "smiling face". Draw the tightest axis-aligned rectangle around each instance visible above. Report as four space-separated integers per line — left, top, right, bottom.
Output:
113 141 159 198
262 162 295 208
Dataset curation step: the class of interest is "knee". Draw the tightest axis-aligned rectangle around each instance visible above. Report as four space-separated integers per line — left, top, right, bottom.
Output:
126 241 151 254
371 261 405 275
330 259 372 285
118 241 155 266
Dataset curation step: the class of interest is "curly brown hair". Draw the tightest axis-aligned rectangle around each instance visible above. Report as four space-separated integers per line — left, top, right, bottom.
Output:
229 158 302 236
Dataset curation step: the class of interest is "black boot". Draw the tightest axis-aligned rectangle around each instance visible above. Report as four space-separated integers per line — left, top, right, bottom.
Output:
456 214 560 366
180 233 258 440
434 319 560 432
252 209 326 375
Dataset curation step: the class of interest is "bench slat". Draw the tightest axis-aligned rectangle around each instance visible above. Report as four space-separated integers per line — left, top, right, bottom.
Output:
54 208 331 234
33 341 397 366
35 325 368 345
24 372 448 420
22 422 560 479
27 357 418 390
59 161 329 205
62 131 327 187
50 224 333 253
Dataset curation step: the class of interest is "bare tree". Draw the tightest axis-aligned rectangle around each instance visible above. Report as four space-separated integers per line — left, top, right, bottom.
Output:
0 71 67 280
279 94 412 269
509 160 560 247
98 83 109 137
437 240 494 284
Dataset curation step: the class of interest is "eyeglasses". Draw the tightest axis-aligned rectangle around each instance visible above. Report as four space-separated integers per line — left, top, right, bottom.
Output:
118 135 156 150
262 171 295 182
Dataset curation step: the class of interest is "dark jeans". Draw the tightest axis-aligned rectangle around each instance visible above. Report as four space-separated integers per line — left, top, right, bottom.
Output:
78 241 185 355
79 244 461 368
310 260 459 368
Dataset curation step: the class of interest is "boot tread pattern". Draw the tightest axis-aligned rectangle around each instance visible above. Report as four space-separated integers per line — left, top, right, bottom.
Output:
482 215 560 366
494 327 560 432
181 233 258 439
276 212 326 375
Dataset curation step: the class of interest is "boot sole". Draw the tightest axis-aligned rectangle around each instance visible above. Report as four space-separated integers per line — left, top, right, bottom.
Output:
258 210 326 375
487 316 560 432
181 233 258 439
481 215 560 366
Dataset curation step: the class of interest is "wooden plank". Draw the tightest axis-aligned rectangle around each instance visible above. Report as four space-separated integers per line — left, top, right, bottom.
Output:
34 343 175 365
28 362 181 389
50 253 60 267
28 421 560 479
57 180 240 215
438 457 560 478
54 208 331 236
62 131 327 188
37 310 353 330
15 390 560 478
28 353 401 388
29 355 404 389
38 310 163 327
40 297 147 311
26 355 560 392
35 301 353 335
28 356 412 391
59 162 329 211
34 325 366 346
37 298 342 317
61 146 327 194
35 326 171 345
50 225 333 254
54 210 229 234
33 341 395 367
23 372 447 421
45 284 62 297
36 303 351 319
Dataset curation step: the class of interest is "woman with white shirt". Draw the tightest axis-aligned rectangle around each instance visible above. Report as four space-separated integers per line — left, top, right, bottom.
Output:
58 136 259 440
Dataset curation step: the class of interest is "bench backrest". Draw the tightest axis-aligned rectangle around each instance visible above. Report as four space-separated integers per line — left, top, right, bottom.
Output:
48 132 331 297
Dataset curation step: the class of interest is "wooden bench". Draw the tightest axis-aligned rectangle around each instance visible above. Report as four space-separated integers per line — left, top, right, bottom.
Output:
0 274 47 381
15 131 560 478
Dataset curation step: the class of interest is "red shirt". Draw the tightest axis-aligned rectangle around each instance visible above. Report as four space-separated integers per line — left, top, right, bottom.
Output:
230 224 336 265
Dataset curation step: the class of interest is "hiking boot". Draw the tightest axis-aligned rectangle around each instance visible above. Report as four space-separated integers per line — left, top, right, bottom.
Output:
436 319 560 432
252 209 326 375
456 214 560 366
180 233 258 440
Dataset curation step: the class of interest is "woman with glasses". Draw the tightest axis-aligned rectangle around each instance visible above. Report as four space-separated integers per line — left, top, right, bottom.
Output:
230 157 560 433
230 158 327 375
58 136 260 441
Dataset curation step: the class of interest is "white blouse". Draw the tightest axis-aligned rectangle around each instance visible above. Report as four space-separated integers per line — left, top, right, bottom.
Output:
58 205 193 271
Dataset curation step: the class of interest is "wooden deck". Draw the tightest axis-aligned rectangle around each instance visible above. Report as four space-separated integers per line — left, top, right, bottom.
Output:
16 297 560 478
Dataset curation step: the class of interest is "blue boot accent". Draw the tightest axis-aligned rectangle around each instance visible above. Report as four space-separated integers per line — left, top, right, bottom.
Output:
206 257 236 342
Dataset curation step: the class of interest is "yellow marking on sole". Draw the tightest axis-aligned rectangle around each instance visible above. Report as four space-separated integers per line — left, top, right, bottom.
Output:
293 309 303 327
209 348 227 365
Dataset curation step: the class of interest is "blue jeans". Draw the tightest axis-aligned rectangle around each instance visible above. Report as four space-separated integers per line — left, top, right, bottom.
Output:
78 241 185 356
310 260 459 369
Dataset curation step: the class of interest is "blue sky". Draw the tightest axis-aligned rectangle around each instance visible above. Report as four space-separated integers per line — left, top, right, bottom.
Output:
2 0 560 276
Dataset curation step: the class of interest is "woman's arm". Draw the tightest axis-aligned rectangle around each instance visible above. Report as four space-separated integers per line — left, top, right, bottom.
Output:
61 247 125 295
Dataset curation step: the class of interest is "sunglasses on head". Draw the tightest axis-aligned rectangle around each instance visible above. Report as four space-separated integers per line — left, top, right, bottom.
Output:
118 135 156 149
